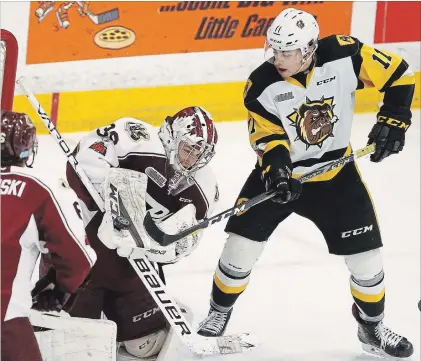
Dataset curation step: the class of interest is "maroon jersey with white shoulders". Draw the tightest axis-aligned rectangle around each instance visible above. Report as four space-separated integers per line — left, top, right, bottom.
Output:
1 165 96 321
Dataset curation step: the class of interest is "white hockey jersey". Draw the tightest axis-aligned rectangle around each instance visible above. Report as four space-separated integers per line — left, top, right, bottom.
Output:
245 34 415 181
65 117 219 290
1 165 96 321
68 117 218 224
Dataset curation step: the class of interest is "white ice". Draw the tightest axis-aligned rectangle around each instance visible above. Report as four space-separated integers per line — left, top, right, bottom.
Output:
34 112 420 361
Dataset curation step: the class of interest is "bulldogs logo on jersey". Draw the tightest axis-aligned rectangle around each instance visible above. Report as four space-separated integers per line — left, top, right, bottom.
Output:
287 96 339 150
125 121 150 142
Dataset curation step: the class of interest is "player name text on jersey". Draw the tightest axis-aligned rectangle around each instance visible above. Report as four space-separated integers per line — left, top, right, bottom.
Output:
1 179 26 197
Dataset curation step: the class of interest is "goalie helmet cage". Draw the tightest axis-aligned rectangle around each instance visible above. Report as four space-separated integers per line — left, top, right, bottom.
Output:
1 29 18 111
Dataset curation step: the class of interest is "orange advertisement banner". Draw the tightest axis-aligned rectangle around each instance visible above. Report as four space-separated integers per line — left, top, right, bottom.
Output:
27 1 353 64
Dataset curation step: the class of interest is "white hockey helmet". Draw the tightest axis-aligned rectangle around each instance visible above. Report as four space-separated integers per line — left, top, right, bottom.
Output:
159 106 217 177
266 8 319 62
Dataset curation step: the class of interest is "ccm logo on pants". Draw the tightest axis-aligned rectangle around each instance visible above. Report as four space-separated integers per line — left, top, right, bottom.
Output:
341 225 373 238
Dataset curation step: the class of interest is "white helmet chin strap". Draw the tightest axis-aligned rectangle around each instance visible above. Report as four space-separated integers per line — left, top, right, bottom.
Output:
290 44 318 76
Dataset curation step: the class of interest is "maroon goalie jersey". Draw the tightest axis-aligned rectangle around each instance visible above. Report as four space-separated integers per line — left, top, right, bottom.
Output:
66 118 218 292
1 165 96 322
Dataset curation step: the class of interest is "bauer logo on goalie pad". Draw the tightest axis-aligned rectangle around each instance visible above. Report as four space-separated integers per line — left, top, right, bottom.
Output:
89 141 107 156
125 121 150 142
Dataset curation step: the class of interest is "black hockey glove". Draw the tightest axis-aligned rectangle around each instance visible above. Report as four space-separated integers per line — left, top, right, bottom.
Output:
31 268 70 312
368 116 408 163
261 146 302 204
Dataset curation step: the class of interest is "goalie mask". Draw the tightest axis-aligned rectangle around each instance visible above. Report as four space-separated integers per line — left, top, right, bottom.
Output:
159 106 218 195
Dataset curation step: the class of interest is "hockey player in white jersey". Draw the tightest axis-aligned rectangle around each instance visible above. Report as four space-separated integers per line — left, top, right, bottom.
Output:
64 106 219 360
1 110 97 361
197 8 415 359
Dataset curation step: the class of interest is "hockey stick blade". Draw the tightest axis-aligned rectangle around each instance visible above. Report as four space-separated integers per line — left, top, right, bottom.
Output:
197 332 259 355
144 144 375 245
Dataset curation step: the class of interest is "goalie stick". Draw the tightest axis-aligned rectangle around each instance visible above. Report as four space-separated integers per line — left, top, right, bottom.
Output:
17 78 258 357
144 143 376 246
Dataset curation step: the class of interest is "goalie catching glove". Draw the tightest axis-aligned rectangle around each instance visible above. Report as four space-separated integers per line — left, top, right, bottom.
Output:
97 168 202 264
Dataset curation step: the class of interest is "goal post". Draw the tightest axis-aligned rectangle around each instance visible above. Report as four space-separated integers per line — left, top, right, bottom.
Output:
1 29 18 111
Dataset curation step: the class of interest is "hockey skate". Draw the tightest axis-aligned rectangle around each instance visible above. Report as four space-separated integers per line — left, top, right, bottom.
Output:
197 306 233 337
352 304 413 359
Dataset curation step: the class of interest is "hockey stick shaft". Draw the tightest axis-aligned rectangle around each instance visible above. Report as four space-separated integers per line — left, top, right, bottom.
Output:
17 78 255 356
16 78 105 211
145 143 376 246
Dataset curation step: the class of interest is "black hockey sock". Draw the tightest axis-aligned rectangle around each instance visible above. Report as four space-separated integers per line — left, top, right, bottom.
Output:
350 271 385 322
210 260 250 311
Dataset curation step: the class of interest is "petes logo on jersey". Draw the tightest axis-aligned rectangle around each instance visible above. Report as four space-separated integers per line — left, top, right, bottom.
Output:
287 96 339 150
125 121 150 142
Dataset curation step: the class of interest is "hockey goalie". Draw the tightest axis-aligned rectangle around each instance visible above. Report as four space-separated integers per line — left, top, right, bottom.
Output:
60 106 219 360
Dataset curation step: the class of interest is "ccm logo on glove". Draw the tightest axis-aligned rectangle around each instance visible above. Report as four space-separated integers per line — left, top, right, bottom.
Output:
377 116 409 130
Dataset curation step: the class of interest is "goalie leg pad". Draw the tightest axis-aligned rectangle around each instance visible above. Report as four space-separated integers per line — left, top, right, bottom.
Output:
344 249 385 322
29 310 117 361
124 328 168 359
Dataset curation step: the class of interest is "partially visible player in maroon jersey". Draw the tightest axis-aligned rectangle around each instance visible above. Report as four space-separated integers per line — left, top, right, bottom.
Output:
1 110 97 361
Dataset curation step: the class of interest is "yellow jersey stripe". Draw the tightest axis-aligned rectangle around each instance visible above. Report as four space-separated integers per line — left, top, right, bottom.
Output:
351 286 385 303
292 145 352 182
249 111 287 146
391 75 416 87
264 140 290 153
285 77 305 89
214 274 248 294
